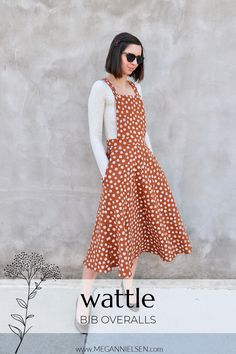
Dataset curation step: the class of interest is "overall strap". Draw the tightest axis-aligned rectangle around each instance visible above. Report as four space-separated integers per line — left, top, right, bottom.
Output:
128 80 139 97
102 78 118 98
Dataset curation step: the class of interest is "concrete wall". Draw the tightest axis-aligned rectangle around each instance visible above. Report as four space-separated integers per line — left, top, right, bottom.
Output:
0 0 235 278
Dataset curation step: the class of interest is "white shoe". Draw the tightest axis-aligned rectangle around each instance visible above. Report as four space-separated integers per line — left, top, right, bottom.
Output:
74 297 91 334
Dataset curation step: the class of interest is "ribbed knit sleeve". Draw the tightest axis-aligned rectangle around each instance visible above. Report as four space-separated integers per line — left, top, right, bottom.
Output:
88 80 108 179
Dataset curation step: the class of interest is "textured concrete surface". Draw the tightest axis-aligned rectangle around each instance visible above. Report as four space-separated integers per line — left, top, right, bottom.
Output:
0 1 236 278
1 334 236 354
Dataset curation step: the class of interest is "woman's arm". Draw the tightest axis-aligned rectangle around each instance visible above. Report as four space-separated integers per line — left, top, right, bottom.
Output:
144 131 153 153
88 80 108 179
135 82 154 153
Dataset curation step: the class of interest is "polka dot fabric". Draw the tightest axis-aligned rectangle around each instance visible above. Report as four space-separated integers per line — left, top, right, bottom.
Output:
83 77 192 278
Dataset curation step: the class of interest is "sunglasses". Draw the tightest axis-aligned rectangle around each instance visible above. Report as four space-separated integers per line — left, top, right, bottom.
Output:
122 52 144 65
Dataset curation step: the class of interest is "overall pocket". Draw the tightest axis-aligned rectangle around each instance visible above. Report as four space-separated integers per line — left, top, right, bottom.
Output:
102 163 110 184
102 142 117 185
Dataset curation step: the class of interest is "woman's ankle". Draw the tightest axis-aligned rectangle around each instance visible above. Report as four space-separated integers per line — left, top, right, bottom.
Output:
76 296 91 321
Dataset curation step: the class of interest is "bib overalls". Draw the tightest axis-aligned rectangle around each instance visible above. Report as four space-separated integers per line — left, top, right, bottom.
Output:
83 78 192 278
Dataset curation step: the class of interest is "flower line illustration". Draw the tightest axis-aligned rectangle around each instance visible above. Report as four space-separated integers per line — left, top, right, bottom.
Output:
4 251 62 354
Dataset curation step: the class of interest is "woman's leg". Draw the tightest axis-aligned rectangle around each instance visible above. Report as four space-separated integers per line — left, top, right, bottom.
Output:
122 256 139 302
76 265 97 322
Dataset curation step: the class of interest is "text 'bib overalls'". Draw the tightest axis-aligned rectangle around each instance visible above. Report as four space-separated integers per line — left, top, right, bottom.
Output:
83 78 192 278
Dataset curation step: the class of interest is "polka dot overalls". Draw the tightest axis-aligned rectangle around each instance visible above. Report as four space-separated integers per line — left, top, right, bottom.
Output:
83 77 192 278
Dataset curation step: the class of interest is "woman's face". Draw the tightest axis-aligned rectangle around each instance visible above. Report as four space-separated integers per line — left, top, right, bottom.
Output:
120 44 142 76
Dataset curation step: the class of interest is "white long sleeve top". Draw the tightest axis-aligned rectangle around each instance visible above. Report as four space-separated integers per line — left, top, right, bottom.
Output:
88 79 153 179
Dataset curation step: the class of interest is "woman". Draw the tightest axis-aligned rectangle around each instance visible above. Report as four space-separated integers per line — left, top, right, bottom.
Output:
75 32 192 334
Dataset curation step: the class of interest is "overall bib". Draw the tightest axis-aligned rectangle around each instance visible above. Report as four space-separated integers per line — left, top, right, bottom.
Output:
83 78 192 278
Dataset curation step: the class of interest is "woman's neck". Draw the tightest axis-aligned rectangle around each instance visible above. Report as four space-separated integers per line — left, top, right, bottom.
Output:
107 74 130 89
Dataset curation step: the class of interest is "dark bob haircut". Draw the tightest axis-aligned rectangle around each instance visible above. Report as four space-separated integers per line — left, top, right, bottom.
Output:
105 32 144 83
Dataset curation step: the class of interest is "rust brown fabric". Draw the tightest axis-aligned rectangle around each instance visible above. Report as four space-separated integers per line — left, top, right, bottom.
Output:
83 77 192 278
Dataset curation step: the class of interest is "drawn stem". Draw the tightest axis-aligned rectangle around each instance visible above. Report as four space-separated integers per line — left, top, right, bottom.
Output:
15 279 31 353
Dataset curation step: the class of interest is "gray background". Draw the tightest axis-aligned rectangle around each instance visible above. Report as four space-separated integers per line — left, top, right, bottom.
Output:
1 334 236 354
0 0 235 278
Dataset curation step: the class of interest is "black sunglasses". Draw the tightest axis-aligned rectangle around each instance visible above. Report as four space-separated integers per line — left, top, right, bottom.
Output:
122 52 144 65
